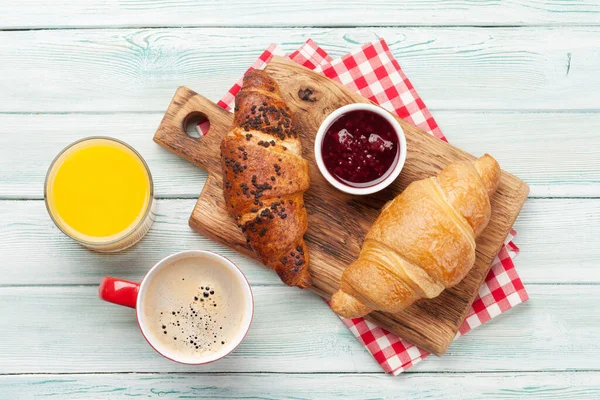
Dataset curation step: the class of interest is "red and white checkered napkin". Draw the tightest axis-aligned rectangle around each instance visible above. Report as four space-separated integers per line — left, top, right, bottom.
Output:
203 38 529 375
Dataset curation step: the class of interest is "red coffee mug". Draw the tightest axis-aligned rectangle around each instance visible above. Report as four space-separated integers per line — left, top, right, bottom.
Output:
99 250 254 364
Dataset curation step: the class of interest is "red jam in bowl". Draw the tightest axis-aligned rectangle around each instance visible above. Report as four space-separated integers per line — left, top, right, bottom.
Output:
321 110 399 187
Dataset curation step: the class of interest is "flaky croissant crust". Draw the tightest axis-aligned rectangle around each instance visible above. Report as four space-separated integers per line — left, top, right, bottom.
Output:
331 154 501 317
221 70 312 288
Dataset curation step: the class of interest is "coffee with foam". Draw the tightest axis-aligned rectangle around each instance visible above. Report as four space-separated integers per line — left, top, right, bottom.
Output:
140 253 251 363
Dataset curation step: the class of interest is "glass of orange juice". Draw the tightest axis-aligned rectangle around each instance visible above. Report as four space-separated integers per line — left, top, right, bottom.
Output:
45 137 155 252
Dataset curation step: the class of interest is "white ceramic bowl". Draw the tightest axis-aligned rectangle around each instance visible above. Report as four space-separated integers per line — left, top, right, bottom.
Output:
314 103 407 195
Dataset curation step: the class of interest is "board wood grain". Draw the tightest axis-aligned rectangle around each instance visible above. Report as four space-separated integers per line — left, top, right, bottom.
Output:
153 56 529 356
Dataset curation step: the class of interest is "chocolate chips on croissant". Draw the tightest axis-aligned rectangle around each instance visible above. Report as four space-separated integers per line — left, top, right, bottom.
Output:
220 70 312 288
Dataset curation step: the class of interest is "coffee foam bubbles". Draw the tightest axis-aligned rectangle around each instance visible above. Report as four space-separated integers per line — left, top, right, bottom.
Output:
140 253 250 363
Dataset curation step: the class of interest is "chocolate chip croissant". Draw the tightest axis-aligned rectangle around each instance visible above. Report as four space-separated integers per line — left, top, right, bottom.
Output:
220 70 312 288
331 154 501 318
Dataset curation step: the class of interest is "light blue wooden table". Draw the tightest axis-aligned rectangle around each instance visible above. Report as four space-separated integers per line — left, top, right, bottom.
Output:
1 1 599 398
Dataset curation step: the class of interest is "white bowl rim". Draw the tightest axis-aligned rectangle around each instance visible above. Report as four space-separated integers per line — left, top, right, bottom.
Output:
313 103 407 196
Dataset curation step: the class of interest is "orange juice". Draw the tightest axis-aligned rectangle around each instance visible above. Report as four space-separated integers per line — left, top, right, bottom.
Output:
45 137 154 252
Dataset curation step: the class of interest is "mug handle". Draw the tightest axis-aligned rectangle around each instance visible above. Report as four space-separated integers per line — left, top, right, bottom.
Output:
99 277 140 309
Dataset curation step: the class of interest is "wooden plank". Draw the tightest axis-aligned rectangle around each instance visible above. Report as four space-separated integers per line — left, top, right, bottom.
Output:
3 0 600 29
0 285 598 373
0 199 283 286
0 285 378 374
2 372 600 399
0 27 598 113
0 113 204 199
155 58 528 356
0 198 598 286
513 198 600 284
434 111 600 198
1 112 598 199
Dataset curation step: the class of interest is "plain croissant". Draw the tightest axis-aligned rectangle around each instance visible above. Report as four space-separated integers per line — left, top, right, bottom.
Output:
330 154 501 318
221 70 312 288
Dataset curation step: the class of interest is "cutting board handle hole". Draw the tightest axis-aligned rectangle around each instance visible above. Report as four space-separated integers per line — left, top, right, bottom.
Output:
183 112 211 139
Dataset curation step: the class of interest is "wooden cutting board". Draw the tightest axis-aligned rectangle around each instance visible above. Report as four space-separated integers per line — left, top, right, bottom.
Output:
153 56 529 356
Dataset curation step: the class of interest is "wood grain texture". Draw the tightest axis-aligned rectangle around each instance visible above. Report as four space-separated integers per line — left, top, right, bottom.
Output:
434 111 600 198
0 198 597 286
154 57 528 356
1 27 598 113
1 112 598 199
3 0 600 29
0 286 375 374
0 285 598 373
512 199 600 284
0 0 597 392
0 113 204 199
3 372 600 399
